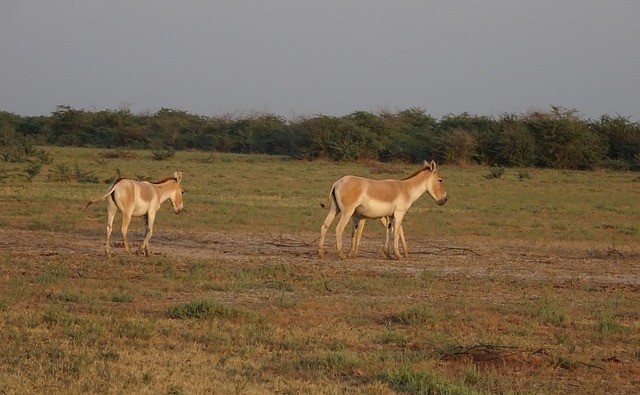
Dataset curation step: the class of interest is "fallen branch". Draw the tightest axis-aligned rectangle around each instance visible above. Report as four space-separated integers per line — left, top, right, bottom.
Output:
441 343 519 362
264 230 313 248
410 246 480 256
441 343 605 370
432 246 480 256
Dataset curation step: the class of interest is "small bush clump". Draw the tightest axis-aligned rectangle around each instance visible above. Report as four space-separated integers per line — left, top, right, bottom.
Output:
484 166 505 179
47 162 99 183
166 300 243 320
388 304 435 325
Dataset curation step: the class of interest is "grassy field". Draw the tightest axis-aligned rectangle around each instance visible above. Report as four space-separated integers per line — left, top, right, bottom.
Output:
0 147 639 394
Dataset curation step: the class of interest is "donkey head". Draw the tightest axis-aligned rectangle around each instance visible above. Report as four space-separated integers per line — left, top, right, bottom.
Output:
424 160 448 206
169 170 185 214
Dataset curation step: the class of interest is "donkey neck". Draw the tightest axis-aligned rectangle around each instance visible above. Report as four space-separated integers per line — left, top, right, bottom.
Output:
400 169 430 202
153 180 177 203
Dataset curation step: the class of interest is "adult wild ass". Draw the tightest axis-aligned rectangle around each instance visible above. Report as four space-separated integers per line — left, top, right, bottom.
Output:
318 160 447 259
85 170 184 257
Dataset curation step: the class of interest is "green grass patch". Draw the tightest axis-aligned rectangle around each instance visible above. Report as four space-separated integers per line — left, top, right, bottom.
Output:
166 299 248 320
535 296 567 326
380 367 483 395
388 304 436 325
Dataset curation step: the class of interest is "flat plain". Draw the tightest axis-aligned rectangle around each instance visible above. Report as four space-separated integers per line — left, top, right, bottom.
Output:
1 147 639 394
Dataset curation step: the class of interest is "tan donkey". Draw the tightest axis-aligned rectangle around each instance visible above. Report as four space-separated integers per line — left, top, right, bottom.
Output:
318 160 447 259
85 170 185 257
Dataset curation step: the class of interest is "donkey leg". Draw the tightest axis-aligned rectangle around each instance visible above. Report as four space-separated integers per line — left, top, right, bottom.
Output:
105 201 117 257
380 217 391 258
139 213 155 257
120 211 133 255
348 218 357 256
391 214 405 260
349 218 366 258
399 225 408 258
335 211 354 259
386 219 396 259
318 206 337 258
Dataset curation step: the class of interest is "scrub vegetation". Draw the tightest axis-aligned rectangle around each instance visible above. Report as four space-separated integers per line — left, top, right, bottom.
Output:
1 105 639 170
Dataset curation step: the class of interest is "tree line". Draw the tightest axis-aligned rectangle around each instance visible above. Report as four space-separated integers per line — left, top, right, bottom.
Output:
1 105 639 170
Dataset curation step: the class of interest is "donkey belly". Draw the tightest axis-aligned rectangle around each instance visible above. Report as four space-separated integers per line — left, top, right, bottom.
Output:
131 202 154 217
354 200 394 219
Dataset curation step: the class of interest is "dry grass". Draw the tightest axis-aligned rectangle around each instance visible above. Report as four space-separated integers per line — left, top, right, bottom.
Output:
0 147 639 394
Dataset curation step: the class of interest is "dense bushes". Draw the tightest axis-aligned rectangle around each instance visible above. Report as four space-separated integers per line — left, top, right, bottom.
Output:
0 112 52 180
1 105 639 170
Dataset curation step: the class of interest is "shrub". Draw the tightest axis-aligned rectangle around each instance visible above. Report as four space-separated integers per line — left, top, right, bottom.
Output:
24 160 43 181
151 145 176 161
525 107 607 169
517 170 531 180
592 115 640 170
484 166 505 179
443 128 478 165
493 115 536 166
47 162 99 183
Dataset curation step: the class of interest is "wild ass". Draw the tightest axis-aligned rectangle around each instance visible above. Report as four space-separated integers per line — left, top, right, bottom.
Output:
318 160 447 259
85 170 184 257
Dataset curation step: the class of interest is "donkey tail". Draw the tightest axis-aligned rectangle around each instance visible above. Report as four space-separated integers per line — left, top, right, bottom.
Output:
319 185 340 213
84 196 106 210
84 178 121 210
84 191 111 210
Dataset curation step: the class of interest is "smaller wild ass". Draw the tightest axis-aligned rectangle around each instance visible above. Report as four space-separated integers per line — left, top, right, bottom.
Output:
350 216 408 259
318 160 447 259
85 170 184 257
380 216 408 258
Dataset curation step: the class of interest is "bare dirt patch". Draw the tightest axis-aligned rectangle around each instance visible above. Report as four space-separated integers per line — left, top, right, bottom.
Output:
3 226 637 286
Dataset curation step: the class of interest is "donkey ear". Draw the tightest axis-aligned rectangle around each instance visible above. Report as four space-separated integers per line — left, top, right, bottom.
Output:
430 160 437 172
174 170 183 184
423 160 430 170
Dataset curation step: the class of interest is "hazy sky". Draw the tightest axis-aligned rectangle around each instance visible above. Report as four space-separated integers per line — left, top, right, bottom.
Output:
2 1 639 120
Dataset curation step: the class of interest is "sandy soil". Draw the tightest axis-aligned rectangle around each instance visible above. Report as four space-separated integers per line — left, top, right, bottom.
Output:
2 226 638 288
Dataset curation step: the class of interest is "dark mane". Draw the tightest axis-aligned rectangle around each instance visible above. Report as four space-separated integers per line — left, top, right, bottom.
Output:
110 177 126 187
153 176 177 185
401 163 431 180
